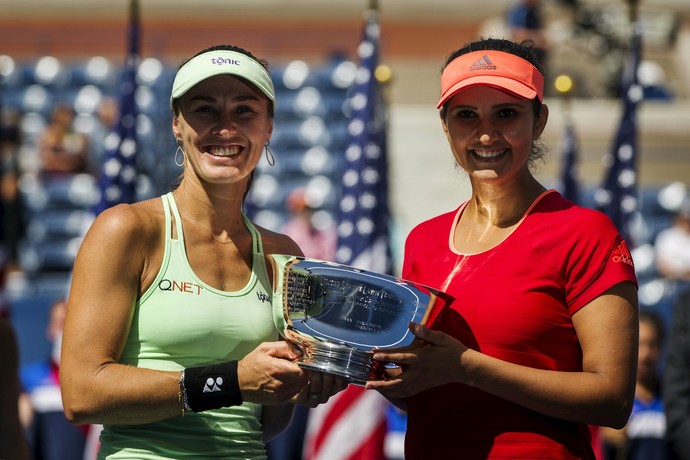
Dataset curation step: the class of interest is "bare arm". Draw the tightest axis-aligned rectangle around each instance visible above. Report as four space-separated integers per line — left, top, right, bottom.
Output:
367 281 638 428
61 203 192 424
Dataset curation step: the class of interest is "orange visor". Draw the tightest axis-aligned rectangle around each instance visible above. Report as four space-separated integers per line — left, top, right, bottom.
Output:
437 50 544 108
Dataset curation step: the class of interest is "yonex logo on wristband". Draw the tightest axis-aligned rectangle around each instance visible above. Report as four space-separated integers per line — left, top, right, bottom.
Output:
203 377 224 393
184 361 242 411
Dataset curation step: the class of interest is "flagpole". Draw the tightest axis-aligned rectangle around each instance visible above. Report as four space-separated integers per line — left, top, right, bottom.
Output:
93 0 140 215
594 0 642 245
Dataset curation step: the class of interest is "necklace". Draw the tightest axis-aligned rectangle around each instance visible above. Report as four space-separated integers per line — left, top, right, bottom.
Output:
177 200 234 245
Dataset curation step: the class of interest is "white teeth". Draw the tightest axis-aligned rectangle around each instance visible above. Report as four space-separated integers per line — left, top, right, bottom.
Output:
211 146 241 157
474 149 504 159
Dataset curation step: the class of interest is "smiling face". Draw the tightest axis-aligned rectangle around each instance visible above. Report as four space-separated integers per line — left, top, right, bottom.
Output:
441 85 547 186
172 74 273 188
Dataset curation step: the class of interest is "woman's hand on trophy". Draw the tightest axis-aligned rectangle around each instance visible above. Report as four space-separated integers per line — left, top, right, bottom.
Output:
295 371 349 408
238 341 310 405
365 323 468 398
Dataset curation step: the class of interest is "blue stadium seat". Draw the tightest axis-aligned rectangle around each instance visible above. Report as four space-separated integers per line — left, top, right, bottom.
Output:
0 55 23 88
21 84 54 116
26 209 94 242
306 56 356 91
274 60 311 91
275 86 327 119
9 294 57 367
41 174 99 210
19 237 82 274
277 146 340 178
33 56 73 90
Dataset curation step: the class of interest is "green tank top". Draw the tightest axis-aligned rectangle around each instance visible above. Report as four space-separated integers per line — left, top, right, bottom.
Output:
98 192 277 459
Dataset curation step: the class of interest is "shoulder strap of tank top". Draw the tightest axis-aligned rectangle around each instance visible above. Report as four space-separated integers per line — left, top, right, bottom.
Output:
241 212 264 258
161 192 174 242
241 213 272 286
164 192 184 243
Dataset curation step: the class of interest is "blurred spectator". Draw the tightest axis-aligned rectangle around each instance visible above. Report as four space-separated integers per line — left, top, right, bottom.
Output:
0 108 26 275
38 104 90 177
601 310 668 459
664 287 690 459
87 96 118 176
280 187 337 261
0 317 31 460
655 199 690 281
20 298 87 460
506 0 549 66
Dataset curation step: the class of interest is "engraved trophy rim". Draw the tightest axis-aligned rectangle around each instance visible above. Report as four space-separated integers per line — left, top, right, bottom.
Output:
268 254 446 386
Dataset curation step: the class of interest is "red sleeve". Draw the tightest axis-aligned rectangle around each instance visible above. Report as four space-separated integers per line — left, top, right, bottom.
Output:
564 213 637 314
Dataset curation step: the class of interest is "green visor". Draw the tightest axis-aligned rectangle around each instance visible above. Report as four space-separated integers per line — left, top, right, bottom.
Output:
170 49 275 110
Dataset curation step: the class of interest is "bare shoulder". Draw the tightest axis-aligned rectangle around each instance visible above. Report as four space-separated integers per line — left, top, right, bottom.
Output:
253 223 304 258
84 197 164 249
74 198 165 279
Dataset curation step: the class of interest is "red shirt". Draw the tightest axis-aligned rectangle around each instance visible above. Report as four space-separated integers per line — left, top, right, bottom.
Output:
402 190 637 459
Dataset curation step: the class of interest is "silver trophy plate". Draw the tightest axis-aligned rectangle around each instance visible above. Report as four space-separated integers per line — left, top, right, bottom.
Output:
268 254 446 385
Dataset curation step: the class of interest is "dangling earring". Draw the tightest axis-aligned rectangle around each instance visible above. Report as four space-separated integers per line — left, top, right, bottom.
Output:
264 141 275 166
175 142 185 168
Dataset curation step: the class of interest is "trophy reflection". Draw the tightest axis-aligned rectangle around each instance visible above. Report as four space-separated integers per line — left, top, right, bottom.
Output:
268 254 446 385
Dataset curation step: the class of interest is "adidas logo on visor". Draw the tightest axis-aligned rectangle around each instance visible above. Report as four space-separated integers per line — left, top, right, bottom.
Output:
469 55 497 71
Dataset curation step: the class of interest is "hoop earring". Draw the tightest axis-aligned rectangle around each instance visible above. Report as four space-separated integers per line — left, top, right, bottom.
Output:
264 141 275 166
175 145 185 167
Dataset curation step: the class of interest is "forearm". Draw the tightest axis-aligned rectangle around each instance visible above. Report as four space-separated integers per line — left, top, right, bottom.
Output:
61 362 183 425
460 349 633 428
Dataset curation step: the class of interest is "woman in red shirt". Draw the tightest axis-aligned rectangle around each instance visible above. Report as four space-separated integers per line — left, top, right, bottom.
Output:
366 38 638 459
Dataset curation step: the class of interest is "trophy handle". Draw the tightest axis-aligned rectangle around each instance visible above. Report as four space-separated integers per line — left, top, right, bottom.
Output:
420 292 437 325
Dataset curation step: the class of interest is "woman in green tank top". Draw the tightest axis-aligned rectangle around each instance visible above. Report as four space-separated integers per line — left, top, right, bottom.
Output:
60 44 347 459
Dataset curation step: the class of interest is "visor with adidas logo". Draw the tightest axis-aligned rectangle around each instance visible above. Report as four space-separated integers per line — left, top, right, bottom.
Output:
437 50 544 108
170 50 276 110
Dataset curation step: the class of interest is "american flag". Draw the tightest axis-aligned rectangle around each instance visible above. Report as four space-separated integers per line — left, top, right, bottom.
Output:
594 22 643 245
333 8 392 276
93 0 140 215
559 117 580 204
302 5 391 460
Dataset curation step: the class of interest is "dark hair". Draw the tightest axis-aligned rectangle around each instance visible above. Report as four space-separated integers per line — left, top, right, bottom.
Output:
171 44 274 118
439 37 547 169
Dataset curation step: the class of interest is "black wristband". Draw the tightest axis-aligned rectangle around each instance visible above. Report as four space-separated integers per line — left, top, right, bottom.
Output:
183 361 242 412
